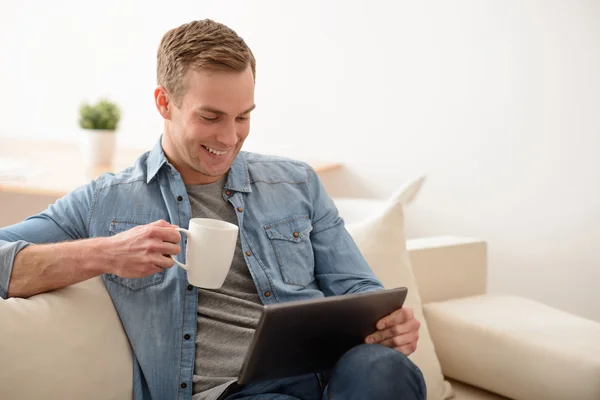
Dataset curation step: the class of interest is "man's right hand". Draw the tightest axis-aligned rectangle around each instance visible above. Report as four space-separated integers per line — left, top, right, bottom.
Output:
103 220 182 278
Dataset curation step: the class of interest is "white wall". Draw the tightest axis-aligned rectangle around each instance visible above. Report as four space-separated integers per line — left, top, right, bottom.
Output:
1 0 599 321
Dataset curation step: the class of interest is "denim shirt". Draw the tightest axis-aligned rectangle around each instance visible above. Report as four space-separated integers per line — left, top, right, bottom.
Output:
0 138 383 399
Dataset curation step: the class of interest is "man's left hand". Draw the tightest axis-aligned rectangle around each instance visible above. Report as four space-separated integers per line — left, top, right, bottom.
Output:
364 307 421 356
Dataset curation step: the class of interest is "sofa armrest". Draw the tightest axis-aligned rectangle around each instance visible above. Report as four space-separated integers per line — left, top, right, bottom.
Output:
0 277 133 399
423 295 600 400
406 236 487 305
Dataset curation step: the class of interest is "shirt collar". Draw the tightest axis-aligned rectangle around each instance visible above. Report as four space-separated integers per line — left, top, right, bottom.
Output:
146 137 168 184
225 151 252 193
146 136 252 193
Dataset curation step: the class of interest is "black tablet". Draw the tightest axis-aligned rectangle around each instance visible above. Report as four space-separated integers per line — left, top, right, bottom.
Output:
237 287 408 385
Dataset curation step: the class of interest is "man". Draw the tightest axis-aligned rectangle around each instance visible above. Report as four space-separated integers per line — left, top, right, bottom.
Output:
0 19 425 400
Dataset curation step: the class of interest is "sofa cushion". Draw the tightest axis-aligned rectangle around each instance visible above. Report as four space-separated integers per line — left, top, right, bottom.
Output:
344 187 453 400
0 277 133 400
449 379 511 400
423 295 600 400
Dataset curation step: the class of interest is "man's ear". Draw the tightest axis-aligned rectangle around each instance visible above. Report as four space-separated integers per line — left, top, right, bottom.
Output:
154 86 172 120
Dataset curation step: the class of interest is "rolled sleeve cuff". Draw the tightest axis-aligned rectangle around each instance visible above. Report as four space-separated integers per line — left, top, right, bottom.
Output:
0 240 31 299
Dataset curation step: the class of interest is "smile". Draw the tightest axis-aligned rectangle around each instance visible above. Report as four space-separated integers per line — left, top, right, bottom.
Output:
202 145 228 156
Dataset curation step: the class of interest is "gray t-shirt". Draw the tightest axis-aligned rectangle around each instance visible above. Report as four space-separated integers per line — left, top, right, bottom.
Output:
187 176 263 400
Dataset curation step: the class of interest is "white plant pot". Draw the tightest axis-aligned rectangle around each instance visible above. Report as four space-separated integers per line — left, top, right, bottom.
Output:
81 129 116 169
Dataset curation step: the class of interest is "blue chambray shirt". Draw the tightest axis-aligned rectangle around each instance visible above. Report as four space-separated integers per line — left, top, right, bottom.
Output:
0 138 383 399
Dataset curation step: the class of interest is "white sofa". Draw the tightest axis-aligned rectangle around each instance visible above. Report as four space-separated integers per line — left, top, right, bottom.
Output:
1 196 600 400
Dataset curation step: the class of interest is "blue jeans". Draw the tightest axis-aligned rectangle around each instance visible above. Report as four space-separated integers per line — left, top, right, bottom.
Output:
219 344 426 400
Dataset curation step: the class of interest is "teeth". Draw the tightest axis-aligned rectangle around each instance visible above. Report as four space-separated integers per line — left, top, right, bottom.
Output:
203 145 227 156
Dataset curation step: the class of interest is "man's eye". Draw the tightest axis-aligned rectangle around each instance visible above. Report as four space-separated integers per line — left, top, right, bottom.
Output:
202 116 218 122
236 116 249 121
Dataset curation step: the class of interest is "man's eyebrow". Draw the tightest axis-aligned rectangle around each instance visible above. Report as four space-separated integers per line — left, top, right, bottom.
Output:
195 106 226 115
240 104 256 115
194 104 256 116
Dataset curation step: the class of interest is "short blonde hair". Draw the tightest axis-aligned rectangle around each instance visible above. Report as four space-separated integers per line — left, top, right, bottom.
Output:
157 19 256 106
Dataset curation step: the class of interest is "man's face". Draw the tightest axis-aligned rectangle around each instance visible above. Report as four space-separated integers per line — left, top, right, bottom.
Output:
162 66 255 184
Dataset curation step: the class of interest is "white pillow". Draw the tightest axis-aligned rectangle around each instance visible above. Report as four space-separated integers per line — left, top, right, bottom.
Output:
333 198 388 225
333 174 426 225
345 189 454 400
0 277 133 400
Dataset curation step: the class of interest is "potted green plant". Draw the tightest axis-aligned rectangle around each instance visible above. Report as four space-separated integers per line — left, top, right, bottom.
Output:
79 99 121 168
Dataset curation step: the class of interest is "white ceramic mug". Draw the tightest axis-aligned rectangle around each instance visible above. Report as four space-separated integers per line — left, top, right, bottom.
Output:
171 218 239 289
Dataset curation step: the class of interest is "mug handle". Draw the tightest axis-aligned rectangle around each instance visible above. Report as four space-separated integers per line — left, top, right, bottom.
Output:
171 228 191 271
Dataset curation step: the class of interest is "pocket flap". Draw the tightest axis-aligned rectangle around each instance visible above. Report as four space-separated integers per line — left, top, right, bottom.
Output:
265 215 313 242
106 217 167 291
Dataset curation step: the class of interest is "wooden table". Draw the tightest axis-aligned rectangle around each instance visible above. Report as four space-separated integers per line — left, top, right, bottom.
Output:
0 138 341 198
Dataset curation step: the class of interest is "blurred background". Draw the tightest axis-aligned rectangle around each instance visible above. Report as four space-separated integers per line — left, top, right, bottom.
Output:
1 0 599 320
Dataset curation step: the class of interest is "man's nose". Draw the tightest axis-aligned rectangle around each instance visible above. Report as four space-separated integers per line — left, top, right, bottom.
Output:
215 120 238 147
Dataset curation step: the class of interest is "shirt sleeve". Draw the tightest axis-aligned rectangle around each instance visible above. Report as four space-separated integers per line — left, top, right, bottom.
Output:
0 179 98 299
307 167 384 296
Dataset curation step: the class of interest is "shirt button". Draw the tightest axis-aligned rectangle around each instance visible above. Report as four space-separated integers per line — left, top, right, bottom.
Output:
245 251 252 256
237 207 243 212
265 291 271 297
225 190 231 196
293 232 299 238
184 334 191 340
180 383 187 389
187 285 193 291
177 195 183 202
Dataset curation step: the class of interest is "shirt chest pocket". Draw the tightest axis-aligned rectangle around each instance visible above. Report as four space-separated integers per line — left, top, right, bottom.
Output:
265 215 315 287
105 218 166 291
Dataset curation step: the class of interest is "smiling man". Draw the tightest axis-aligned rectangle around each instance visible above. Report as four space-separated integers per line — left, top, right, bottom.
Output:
0 19 425 400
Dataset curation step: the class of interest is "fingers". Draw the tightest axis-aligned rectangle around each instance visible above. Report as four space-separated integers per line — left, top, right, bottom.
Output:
150 219 178 228
162 228 183 244
376 307 414 330
366 314 420 357
380 330 419 348
153 254 176 269
146 238 180 255
366 318 416 344
145 224 181 244
394 342 418 356
158 242 181 256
